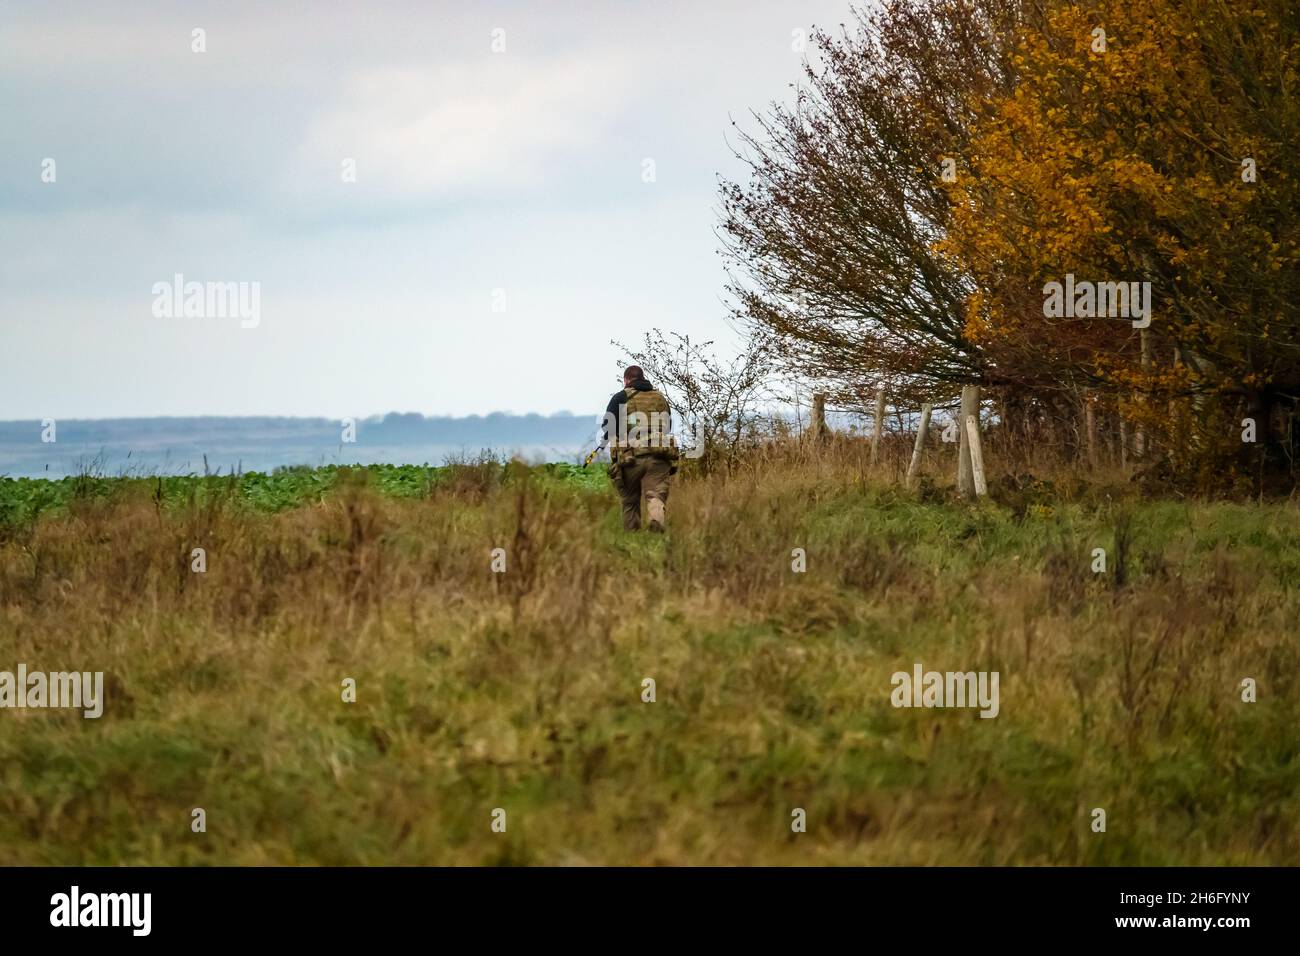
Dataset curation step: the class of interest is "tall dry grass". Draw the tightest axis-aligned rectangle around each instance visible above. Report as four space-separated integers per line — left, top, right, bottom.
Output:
1 445 1297 864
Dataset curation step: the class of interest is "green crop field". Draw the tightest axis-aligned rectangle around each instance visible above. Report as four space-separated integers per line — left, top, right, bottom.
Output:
1 452 1297 865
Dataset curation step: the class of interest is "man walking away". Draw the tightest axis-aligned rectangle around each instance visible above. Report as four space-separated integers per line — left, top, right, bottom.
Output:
601 365 677 532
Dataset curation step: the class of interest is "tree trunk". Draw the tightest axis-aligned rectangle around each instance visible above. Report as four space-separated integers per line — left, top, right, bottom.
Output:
1135 328 1151 459
1085 395 1097 467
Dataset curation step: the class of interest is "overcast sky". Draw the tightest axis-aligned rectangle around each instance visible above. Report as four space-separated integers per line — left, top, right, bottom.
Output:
0 0 856 420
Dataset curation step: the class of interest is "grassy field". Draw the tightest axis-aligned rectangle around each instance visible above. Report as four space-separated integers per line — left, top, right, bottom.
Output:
1 448 1297 865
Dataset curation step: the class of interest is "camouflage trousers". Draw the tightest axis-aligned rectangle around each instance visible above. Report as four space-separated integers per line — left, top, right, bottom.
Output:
613 454 673 531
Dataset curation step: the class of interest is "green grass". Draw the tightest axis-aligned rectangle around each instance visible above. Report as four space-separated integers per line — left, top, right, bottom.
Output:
0 461 605 527
0 458 1297 864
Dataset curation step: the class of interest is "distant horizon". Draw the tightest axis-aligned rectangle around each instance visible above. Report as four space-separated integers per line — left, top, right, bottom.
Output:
0 406 856 478
0 411 604 478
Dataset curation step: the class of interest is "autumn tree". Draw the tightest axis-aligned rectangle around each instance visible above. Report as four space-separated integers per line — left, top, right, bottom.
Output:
719 0 1030 410
941 0 1300 484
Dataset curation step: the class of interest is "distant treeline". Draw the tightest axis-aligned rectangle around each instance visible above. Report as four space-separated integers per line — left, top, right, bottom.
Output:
0 413 598 478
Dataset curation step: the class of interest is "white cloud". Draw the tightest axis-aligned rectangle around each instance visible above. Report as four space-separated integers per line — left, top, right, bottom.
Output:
1 0 857 419
288 54 638 202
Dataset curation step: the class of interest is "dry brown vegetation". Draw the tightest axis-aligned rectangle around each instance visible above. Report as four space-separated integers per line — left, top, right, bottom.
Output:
1 443 1297 864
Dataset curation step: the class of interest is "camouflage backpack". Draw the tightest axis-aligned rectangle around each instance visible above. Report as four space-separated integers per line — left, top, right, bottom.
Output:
616 387 677 460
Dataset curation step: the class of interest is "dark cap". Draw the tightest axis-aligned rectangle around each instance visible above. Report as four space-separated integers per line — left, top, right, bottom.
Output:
623 365 644 381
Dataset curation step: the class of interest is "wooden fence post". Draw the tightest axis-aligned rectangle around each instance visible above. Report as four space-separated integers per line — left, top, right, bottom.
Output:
957 385 980 498
965 413 988 498
906 403 933 488
811 393 828 443
870 389 886 464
